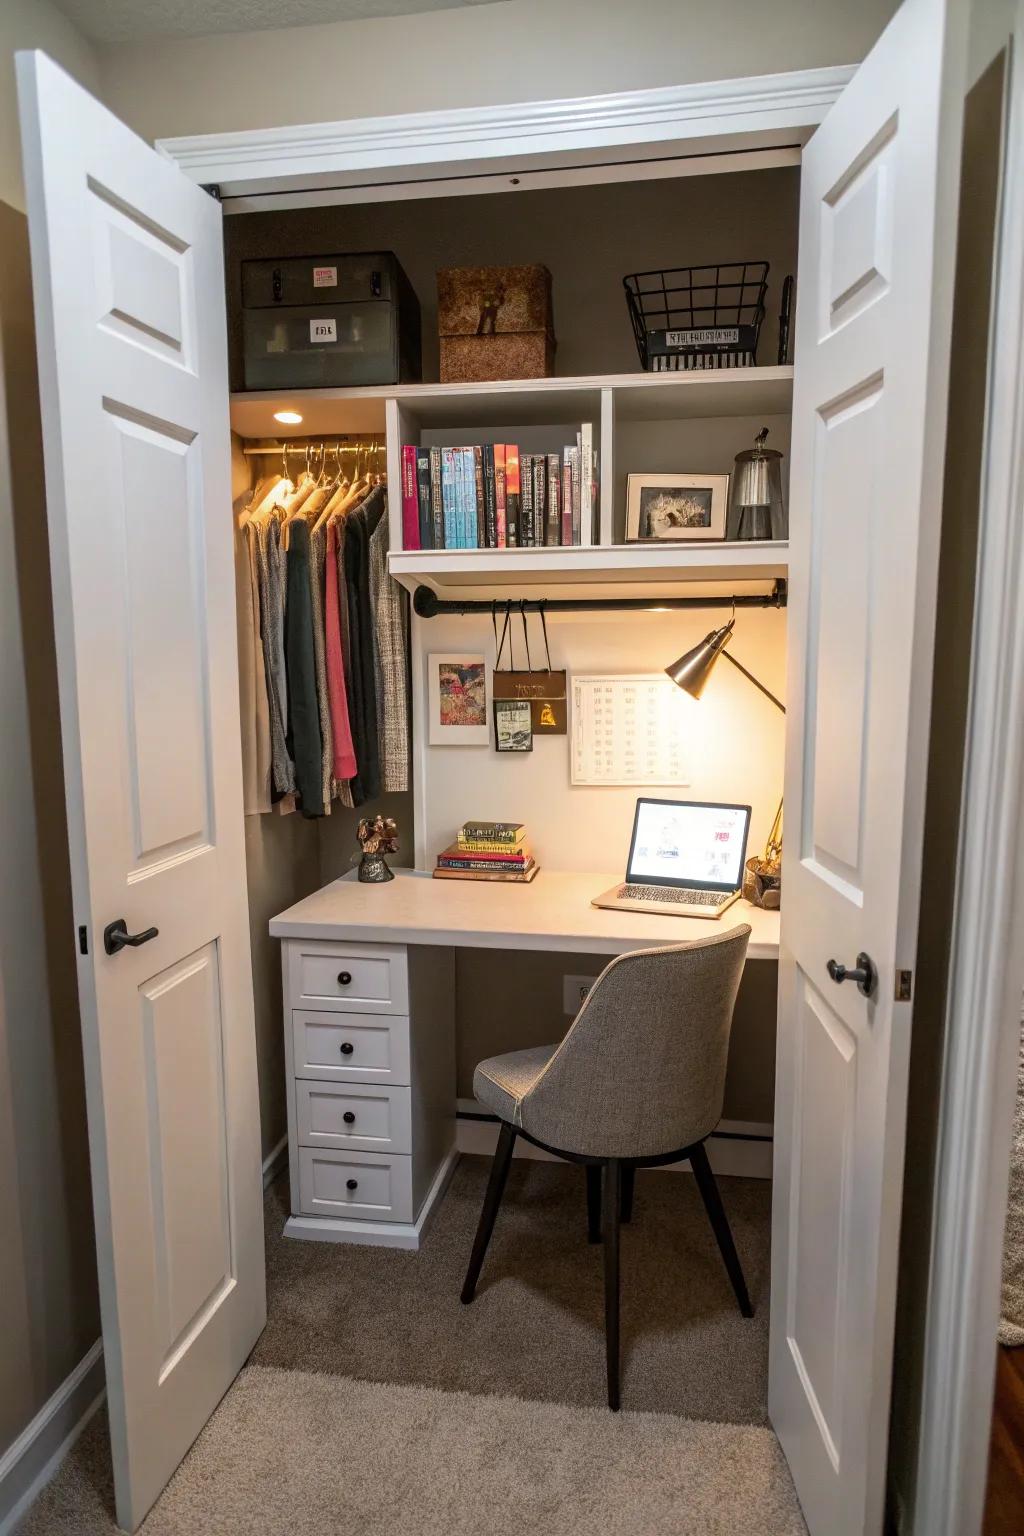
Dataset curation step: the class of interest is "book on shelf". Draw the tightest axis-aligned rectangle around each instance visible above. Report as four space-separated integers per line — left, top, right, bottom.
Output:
433 863 539 883
400 429 595 550
415 450 433 549
506 445 521 548
401 444 419 551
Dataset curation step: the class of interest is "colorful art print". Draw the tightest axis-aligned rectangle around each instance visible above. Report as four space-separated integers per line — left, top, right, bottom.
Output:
494 699 533 753
625 473 729 542
428 654 491 746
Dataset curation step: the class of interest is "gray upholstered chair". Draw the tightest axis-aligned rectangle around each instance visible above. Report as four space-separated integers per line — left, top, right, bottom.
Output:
460 925 753 1410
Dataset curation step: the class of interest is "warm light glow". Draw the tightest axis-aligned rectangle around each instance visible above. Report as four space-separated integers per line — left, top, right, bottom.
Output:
273 410 303 425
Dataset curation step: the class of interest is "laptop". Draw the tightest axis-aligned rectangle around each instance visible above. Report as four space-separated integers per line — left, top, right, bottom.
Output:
592 797 752 919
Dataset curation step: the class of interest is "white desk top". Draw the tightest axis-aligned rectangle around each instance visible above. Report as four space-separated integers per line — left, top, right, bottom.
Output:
269 868 780 959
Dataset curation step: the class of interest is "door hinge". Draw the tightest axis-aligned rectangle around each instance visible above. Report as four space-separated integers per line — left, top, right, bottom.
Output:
78 924 89 955
895 969 913 1002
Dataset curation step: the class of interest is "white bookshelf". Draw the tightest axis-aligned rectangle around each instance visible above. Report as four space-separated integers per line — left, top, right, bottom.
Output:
229 365 794 563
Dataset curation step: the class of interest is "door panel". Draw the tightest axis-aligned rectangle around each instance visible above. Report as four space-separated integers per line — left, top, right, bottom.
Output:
17 51 265 1532
770 0 968 1532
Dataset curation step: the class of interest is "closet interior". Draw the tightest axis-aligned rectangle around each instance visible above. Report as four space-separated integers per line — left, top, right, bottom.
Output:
228 160 798 1167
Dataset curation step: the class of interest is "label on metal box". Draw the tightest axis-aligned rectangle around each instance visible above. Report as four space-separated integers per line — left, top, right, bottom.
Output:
309 318 338 344
312 266 338 288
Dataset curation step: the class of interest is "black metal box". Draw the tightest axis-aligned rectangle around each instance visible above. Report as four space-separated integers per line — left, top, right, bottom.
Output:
241 252 421 389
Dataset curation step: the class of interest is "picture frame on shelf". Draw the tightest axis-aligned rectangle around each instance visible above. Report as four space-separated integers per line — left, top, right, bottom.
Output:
428 653 491 746
625 472 729 542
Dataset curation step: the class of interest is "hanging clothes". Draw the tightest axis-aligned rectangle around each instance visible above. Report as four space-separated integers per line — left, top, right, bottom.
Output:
307 509 336 814
237 475 281 816
325 518 358 784
284 516 323 817
343 485 386 805
254 507 295 797
369 493 409 793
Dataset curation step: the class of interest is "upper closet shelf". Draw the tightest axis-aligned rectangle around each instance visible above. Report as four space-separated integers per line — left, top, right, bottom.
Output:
228 366 794 438
389 541 789 604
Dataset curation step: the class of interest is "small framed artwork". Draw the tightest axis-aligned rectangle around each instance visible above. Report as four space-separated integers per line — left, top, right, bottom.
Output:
625 473 729 542
428 654 491 746
494 699 533 753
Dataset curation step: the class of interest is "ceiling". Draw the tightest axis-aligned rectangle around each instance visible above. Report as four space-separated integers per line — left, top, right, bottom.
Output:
53 0 500 45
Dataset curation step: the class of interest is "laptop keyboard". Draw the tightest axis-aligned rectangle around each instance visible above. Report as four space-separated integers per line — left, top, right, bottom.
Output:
618 884 733 906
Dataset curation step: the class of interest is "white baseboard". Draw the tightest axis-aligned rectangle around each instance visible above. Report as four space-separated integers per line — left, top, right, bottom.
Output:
0 1339 105 1535
262 1133 288 1191
456 1101 773 1179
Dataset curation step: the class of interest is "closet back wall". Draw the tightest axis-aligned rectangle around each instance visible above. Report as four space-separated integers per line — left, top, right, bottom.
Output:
223 168 800 385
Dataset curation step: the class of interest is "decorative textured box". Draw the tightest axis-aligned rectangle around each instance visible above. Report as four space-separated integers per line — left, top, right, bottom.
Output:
437 265 555 382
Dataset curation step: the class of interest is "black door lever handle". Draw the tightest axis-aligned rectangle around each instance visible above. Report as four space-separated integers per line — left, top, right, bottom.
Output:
104 918 159 955
826 952 876 997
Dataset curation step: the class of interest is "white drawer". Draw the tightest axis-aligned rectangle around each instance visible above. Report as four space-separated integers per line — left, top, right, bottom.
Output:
291 1010 410 1085
288 941 408 1015
298 1147 413 1223
295 1080 412 1154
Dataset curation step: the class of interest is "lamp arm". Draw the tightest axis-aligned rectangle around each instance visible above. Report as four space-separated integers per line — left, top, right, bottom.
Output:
720 648 786 713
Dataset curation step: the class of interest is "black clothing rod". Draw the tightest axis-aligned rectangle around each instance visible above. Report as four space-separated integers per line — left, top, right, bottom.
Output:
412 579 787 620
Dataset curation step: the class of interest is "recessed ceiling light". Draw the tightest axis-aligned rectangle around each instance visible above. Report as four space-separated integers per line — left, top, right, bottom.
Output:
273 410 303 425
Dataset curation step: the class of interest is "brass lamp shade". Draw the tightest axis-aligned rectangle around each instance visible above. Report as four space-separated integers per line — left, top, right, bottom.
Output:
665 620 735 699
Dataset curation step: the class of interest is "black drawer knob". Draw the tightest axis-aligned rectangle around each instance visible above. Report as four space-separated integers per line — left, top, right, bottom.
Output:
337 971 352 986
343 1111 356 1125
340 1041 354 1056
346 1178 358 1192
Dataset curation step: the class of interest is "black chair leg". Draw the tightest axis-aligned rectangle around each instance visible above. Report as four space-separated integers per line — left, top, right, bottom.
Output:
461 1121 517 1304
586 1164 602 1243
689 1141 754 1318
603 1158 622 1410
620 1165 635 1224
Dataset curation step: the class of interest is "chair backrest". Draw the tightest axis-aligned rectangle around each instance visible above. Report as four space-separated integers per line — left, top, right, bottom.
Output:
517 925 751 1160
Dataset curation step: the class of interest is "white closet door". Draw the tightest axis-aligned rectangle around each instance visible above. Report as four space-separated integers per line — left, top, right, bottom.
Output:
16 52 265 1532
770 1 968 1532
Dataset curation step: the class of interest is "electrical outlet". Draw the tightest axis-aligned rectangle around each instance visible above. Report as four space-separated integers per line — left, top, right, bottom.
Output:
563 975 597 1015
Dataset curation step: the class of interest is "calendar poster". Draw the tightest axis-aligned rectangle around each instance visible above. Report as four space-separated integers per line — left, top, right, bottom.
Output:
571 675 695 786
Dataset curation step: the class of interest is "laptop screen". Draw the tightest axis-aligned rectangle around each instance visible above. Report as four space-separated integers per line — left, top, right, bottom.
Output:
626 798 752 891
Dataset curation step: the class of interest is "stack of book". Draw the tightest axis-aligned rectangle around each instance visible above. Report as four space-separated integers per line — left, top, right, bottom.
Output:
432 821 538 883
400 431 596 550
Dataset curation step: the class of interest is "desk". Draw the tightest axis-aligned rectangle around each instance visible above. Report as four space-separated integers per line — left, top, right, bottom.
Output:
270 870 780 1249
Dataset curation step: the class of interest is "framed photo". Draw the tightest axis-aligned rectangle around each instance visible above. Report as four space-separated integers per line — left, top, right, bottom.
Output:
494 699 533 752
625 473 729 542
428 654 490 745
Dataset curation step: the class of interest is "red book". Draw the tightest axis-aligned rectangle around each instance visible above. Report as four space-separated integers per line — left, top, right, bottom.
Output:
495 444 507 548
401 444 420 550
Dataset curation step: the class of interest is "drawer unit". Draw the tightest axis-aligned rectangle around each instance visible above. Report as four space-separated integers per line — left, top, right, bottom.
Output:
291 1010 410 1085
289 940 409 1015
295 1080 412 1154
298 1147 414 1224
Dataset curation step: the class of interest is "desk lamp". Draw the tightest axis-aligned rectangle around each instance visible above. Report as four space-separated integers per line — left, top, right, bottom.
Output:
665 617 785 888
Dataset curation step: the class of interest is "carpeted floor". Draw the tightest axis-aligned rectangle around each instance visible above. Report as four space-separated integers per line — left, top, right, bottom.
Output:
255 1154 772 1422
19 1369 805 1536
17 1156 800 1534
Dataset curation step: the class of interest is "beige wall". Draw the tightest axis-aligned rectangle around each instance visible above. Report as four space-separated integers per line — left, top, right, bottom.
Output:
0 210 100 1458
96 0 899 146
0 0 99 212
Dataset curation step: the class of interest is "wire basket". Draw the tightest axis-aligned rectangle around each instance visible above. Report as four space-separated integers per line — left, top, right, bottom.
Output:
624 262 769 371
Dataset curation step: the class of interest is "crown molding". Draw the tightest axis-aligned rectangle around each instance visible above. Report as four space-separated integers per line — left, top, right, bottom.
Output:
157 65 854 196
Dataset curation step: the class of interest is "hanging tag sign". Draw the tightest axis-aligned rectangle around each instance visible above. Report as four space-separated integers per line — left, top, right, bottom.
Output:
492 605 567 735
309 317 337 344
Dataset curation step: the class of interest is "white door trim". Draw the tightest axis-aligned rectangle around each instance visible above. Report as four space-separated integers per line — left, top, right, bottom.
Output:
912 15 1024 1536
155 65 853 199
